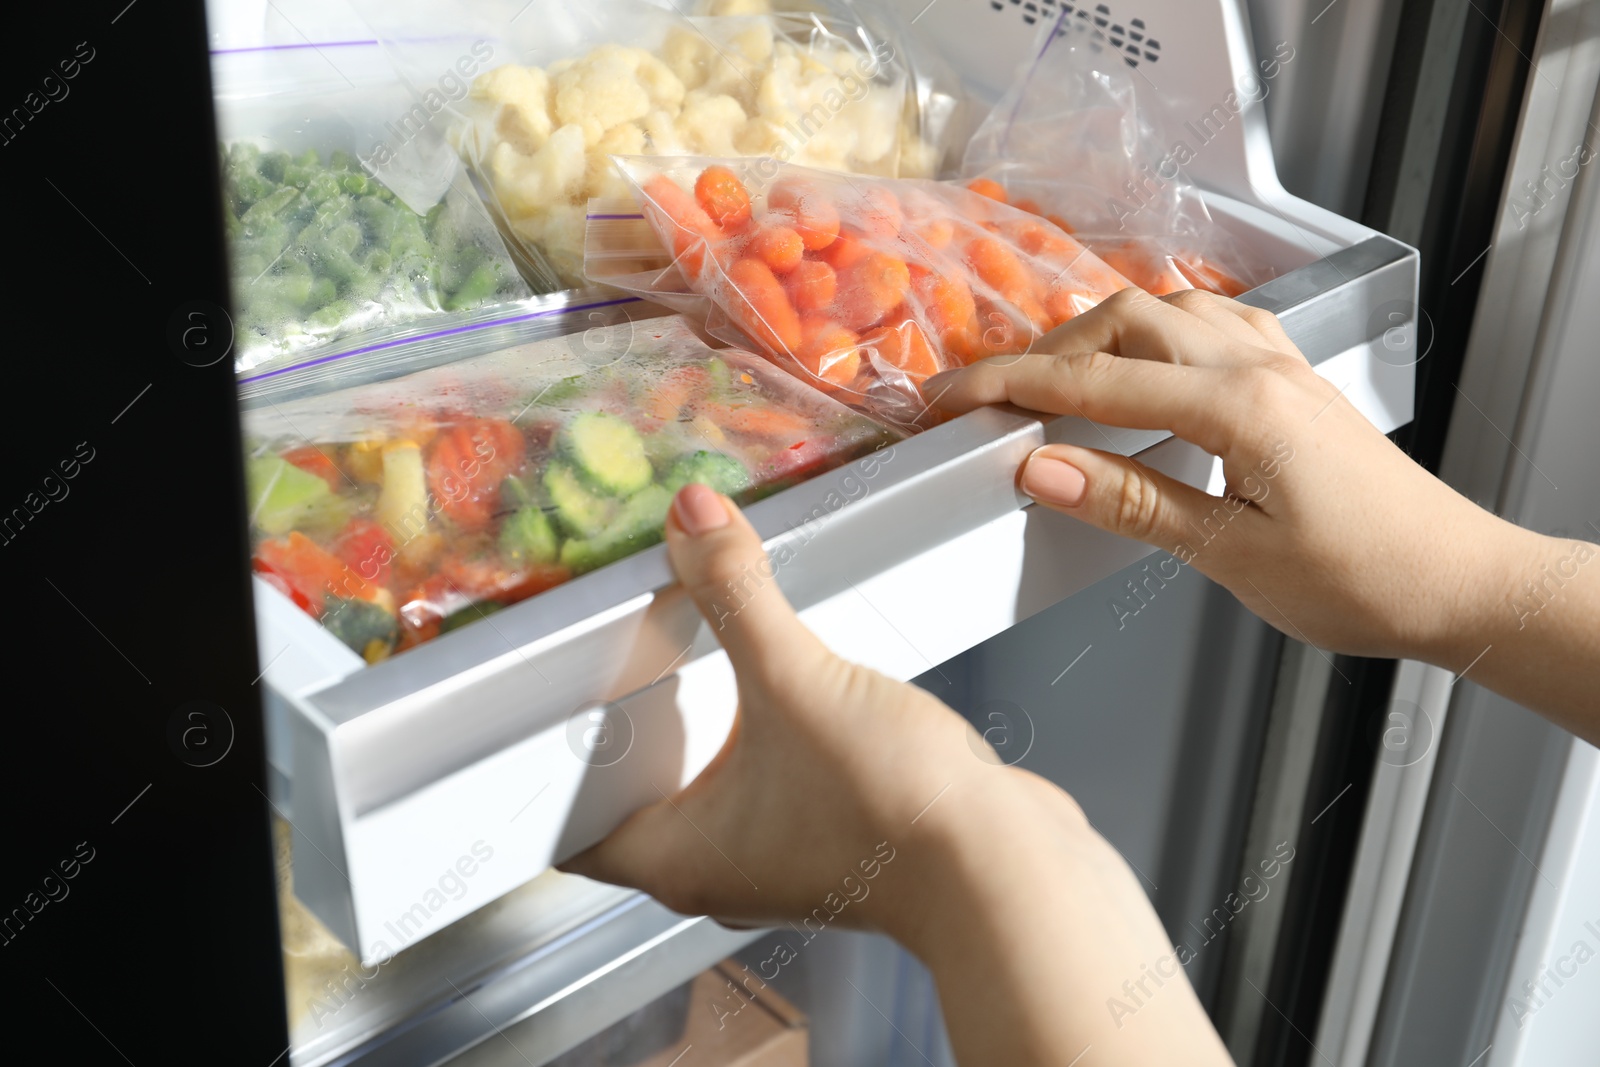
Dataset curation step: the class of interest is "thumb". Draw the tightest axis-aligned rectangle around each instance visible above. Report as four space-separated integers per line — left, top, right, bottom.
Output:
664 483 826 691
1019 443 1247 556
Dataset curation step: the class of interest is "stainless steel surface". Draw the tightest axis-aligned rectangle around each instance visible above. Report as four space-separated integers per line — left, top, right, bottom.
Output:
1362 6 1600 1064
1213 640 1334 1064
1243 0 1404 217
1312 660 1457 1067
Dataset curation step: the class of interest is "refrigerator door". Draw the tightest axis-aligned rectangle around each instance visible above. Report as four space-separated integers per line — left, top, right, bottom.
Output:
1318 2 1600 1064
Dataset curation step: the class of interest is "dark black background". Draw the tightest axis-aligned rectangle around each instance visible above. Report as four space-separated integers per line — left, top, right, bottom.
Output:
0 0 288 1060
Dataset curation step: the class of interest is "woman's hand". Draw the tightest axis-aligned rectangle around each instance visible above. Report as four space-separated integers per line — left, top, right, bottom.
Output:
563 484 1234 1067
925 288 1600 727
560 484 1001 934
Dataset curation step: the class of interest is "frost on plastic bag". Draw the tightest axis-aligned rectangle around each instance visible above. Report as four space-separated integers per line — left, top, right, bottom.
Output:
355 0 952 290
591 157 1131 430
213 38 531 374
962 13 1272 297
241 316 896 660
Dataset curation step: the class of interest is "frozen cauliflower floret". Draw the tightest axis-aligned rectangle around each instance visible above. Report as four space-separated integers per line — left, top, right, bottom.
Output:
896 133 939 179
843 86 900 165
754 51 806 120
661 28 710 92
735 116 788 156
473 65 554 155
634 53 687 112
491 123 587 217
698 39 766 101
588 124 645 199
678 91 748 155
596 121 647 156
642 108 691 155
553 45 653 144
724 21 775 68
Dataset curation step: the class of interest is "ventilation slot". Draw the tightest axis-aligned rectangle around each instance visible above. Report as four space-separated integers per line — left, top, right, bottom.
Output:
983 0 1161 67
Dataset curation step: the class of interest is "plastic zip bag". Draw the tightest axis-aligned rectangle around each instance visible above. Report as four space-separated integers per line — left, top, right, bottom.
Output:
234 288 649 404
351 0 956 290
589 156 1131 430
241 313 896 660
212 27 535 374
961 11 1272 297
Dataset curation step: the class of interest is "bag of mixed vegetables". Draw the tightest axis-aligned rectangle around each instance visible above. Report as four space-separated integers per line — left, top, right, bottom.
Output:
961 11 1272 297
589 157 1132 430
212 27 534 374
242 315 895 661
352 0 957 289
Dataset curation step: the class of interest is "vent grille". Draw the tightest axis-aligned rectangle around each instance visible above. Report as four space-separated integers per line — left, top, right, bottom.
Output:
984 0 1161 67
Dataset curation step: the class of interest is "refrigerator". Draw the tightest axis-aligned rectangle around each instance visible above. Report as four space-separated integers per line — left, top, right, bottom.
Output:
6 0 1587 1064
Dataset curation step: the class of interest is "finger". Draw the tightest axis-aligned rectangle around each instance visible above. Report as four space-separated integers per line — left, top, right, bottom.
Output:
1177 291 1303 360
1018 443 1261 564
1159 289 1284 353
664 483 826 691
923 350 1242 458
1028 287 1251 368
559 796 692 898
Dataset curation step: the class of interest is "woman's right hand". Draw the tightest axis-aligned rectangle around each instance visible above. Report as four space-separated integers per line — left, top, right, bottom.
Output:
925 289 1599 725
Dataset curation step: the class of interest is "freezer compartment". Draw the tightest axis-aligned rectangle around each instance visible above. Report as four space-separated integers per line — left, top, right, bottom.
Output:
239 4 1423 1049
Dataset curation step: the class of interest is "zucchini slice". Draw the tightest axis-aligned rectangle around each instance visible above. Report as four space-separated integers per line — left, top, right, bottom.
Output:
561 412 654 496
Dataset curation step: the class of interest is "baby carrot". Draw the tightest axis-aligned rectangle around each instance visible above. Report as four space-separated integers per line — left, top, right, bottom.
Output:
746 224 805 274
967 177 1009 203
966 235 1033 304
914 216 954 249
695 165 753 230
787 259 838 312
643 174 721 277
861 321 940 380
836 251 911 331
819 230 871 271
769 180 839 250
726 257 802 354
911 269 977 350
857 185 904 240
797 316 861 388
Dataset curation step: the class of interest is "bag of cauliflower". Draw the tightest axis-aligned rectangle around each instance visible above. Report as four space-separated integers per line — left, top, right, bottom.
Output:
352 0 957 290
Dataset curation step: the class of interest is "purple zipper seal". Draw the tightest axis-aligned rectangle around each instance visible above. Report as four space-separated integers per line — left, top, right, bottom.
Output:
237 297 643 385
210 39 379 56
209 34 488 56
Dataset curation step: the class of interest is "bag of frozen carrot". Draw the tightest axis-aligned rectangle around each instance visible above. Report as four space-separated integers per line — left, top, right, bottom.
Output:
589 156 1132 430
960 10 1274 298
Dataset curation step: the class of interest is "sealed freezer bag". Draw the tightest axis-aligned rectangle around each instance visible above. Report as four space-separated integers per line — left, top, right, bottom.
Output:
961 12 1272 297
353 0 952 288
212 38 533 373
242 316 895 660
592 157 1131 429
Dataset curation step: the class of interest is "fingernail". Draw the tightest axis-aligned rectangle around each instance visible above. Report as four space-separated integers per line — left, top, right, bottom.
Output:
672 483 730 536
1021 453 1087 507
